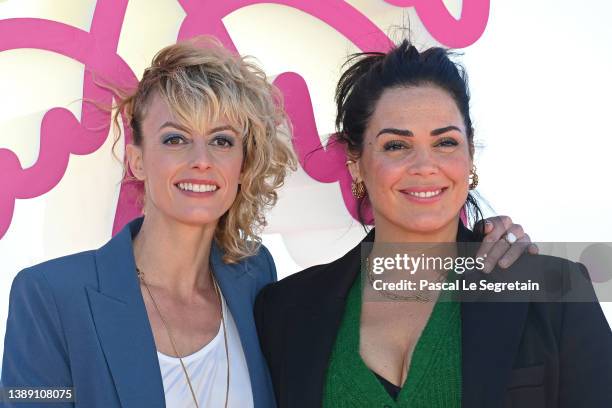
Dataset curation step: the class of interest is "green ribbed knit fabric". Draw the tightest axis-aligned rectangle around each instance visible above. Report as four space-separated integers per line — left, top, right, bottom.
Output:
323 277 462 408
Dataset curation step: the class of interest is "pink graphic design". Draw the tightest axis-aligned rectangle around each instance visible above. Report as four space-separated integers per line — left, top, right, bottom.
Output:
0 0 490 239
274 72 373 223
384 0 490 48
0 0 140 238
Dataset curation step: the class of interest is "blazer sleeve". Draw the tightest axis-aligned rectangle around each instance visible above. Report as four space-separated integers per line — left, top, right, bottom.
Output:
559 263 612 407
1 267 74 408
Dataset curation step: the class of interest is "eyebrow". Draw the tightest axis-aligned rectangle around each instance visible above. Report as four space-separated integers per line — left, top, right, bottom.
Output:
376 128 413 137
376 125 462 138
208 125 239 135
159 121 191 133
430 126 463 136
158 122 239 135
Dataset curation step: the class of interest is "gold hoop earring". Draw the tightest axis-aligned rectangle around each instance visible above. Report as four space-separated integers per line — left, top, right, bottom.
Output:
469 165 479 190
351 180 366 199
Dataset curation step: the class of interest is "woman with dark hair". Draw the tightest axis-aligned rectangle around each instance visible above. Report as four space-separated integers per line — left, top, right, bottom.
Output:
254 40 612 407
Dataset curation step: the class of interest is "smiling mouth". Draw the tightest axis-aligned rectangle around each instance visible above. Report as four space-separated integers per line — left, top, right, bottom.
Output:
175 182 218 193
406 189 443 198
401 187 448 199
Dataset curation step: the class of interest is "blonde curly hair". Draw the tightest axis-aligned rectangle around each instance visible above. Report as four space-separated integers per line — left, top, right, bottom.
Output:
112 36 296 263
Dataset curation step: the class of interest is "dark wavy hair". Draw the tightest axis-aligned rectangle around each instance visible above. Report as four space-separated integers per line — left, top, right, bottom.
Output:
334 39 483 230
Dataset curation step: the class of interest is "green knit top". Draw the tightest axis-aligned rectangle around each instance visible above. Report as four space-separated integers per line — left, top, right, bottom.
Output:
322 276 462 408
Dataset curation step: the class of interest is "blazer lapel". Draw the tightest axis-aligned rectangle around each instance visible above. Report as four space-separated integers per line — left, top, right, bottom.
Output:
282 299 350 408
209 244 276 408
87 217 165 408
461 301 528 407
281 232 369 408
457 221 529 407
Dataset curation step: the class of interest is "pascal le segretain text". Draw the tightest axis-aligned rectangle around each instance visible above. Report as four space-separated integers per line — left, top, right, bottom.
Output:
371 279 540 293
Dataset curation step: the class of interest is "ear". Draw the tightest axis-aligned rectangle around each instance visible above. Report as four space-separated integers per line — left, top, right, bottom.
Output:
346 155 362 182
125 144 145 181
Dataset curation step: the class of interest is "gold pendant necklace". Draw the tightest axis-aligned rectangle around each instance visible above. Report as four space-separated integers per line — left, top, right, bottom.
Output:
137 266 230 408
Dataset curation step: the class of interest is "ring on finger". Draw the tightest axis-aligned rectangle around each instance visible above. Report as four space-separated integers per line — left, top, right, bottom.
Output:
504 232 518 244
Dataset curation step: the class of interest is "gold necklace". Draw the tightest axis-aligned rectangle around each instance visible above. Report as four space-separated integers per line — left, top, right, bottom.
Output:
137 266 230 408
364 257 447 302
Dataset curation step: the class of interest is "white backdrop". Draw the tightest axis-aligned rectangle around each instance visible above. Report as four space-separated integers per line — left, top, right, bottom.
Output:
1 0 611 369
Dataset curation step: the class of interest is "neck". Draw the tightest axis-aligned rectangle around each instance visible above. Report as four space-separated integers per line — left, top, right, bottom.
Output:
367 216 461 292
373 215 460 245
132 209 218 301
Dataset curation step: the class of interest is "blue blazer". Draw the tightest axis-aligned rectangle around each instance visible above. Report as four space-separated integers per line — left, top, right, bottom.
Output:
1 217 277 408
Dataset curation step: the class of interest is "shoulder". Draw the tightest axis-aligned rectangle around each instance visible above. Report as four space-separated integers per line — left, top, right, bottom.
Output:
510 256 612 364
256 230 370 307
506 253 586 273
495 254 592 297
10 250 98 298
6 250 100 344
490 252 588 281
233 243 279 292
257 248 357 308
261 262 329 299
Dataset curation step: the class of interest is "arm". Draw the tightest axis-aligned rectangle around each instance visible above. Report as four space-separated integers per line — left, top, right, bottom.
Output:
559 264 612 407
1 267 73 408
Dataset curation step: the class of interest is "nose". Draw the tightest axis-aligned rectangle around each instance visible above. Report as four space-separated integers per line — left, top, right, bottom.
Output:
407 147 438 176
188 140 213 170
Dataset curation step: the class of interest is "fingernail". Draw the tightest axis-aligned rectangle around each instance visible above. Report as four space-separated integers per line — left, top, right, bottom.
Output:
499 260 508 268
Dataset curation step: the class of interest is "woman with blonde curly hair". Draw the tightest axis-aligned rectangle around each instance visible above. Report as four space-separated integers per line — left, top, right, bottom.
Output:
1 36 295 408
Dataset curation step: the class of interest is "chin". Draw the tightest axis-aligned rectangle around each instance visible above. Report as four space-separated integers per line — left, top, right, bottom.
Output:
397 214 456 236
170 208 225 226
404 221 447 234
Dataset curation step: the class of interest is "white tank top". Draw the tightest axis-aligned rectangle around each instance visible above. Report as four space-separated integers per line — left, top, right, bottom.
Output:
157 293 254 408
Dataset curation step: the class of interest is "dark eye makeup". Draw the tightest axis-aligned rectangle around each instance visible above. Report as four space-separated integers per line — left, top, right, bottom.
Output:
161 132 237 148
382 137 460 152
210 134 235 148
436 137 459 147
383 140 408 151
162 133 187 145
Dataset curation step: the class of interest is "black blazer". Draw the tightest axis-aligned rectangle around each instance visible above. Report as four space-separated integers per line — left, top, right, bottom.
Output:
254 224 612 408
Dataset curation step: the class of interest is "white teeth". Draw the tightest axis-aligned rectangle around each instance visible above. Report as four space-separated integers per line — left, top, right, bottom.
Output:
177 183 218 193
408 189 442 198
